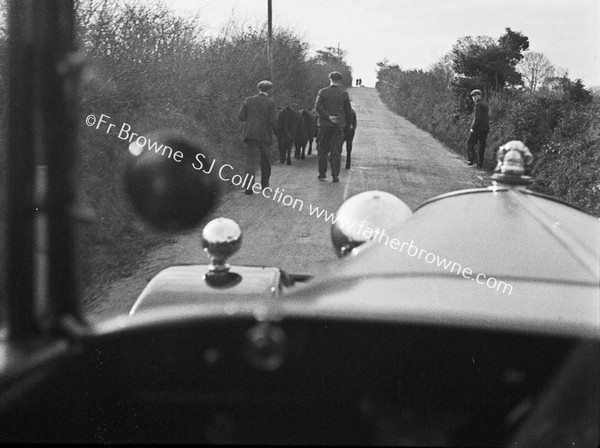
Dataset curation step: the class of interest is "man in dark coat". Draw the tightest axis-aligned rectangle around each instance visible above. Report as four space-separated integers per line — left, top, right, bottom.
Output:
466 89 490 169
238 80 278 194
315 71 353 183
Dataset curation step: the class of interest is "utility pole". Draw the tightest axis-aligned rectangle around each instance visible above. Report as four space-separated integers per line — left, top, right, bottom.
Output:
267 0 273 79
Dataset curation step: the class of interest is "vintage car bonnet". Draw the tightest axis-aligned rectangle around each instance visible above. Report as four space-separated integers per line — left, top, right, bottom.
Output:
125 141 599 338
285 144 599 337
337 186 599 285
249 185 597 342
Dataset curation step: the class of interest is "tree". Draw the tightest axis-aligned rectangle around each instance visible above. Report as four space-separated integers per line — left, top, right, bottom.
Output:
451 27 529 95
552 76 593 104
498 28 530 66
309 46 352 87
314 46 346 65
518 52 556 92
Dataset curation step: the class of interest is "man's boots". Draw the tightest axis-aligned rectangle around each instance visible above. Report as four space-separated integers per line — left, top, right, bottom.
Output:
345 153 351 169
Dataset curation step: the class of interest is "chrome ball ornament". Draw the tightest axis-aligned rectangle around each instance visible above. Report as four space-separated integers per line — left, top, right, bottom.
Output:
201 217 242 270
331 190 412 257
201 217 243 286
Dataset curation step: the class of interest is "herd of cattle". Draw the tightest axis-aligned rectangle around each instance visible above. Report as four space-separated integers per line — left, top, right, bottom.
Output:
275 106 318 165
275 105 354 165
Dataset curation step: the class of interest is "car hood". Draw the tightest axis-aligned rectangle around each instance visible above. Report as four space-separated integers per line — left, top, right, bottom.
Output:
114 187 599 339
336 187 599 286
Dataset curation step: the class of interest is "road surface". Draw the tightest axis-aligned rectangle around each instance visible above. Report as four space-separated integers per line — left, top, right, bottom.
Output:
87 86 488 321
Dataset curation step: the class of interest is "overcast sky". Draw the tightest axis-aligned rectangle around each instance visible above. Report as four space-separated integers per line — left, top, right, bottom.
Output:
169 0 600 88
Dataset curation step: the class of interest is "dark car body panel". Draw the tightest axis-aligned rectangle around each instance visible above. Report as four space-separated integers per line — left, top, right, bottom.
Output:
127 187 600 339
340 187 598 285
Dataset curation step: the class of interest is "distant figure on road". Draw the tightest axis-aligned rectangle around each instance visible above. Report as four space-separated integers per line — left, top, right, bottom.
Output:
466 89 490 169
315 71 353 183
344 107 357 169
238 80 277 195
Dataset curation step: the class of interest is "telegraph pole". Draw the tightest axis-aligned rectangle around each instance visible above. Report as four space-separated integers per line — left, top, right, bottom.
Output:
267 0 273 79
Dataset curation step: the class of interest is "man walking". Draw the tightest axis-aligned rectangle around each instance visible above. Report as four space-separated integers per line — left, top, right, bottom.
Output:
238 80 278 194
315 71 353 183
466 89 490 169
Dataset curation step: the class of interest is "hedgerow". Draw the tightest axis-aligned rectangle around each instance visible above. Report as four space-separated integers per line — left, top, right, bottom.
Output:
0 1 355 308
70 0 352 306
376 62 599 217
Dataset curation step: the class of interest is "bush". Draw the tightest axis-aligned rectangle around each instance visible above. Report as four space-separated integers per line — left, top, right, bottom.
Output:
506 91 567 154
532 103 600 215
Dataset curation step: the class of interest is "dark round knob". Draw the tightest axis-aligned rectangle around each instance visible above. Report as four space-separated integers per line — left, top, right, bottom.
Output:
124 130 220 232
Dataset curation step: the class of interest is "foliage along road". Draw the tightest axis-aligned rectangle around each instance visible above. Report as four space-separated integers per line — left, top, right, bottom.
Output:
87 86 489 322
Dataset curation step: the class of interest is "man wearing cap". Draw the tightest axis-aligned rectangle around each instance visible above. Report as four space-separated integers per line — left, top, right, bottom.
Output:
466 89 490 168
315 71 353 183
238 80 278 194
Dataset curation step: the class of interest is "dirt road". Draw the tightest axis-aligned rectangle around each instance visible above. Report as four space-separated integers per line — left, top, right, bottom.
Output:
87 87 488 321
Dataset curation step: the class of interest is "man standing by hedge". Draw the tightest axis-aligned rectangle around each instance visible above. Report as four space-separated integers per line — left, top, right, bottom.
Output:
466 89 490 169
315 71 353 183
238 80 278 194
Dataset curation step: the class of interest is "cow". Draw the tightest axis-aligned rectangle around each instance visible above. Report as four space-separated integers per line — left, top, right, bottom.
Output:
276 105 302 165
294 110 308 160
343 107 357 169
295 108 318 159
294 109 310 160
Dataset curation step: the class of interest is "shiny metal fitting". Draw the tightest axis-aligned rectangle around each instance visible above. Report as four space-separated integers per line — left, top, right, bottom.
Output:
201 217 242 286
331 190 412 257
491 140 533 186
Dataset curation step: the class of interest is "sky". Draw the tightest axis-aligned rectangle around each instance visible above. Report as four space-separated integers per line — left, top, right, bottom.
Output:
168 0 600 89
